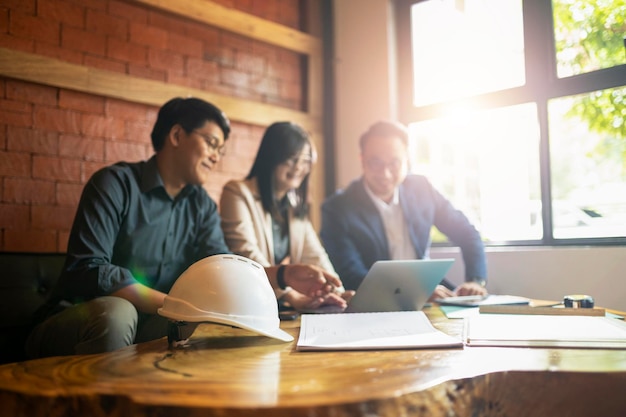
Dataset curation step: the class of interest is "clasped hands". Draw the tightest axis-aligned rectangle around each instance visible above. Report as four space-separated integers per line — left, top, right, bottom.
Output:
280 264 355 312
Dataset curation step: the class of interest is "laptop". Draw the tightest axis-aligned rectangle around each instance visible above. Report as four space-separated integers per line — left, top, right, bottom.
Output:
304 258 455 314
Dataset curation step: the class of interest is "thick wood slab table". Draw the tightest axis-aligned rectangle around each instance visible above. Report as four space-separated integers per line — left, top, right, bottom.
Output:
1 306 625 417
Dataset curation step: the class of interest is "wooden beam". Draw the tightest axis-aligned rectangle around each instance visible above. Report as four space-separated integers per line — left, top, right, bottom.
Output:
132 0 322 55
0 48 320 133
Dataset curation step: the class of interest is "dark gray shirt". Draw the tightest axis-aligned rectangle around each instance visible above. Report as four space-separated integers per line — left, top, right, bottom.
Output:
54 156 230 303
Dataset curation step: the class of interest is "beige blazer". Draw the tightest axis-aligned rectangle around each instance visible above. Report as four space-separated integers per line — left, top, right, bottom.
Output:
220 178 336 275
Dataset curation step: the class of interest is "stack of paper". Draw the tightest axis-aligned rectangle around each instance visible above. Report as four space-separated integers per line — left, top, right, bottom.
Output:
465 314 626 349
296 311 462 351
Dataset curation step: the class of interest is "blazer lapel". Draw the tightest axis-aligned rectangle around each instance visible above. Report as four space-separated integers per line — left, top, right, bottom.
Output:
399 182 424 258
353 179 390 259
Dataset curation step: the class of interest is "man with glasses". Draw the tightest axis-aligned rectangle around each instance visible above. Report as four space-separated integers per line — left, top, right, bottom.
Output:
26 98 342 359
320 120 487 299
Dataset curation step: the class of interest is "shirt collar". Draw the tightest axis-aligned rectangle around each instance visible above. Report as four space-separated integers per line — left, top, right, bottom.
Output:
363 179 400 210
141 156 196 199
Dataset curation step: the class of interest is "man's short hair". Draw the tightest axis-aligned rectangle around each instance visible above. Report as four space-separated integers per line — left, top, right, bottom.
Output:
359 120 409 152
151 97 231 151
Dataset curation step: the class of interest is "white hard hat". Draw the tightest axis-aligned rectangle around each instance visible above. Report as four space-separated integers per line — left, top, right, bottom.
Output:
158 254 293 342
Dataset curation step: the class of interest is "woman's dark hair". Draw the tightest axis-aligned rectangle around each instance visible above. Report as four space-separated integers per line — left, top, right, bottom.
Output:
150 97 231 151
246 122 313 219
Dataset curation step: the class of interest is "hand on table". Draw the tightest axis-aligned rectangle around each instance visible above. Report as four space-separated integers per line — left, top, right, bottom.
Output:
454 282 488 297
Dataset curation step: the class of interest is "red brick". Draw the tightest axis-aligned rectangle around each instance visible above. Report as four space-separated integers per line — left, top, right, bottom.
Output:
82 160 108 182
236 51 266 75
203 44 235 67
59 90 105 114
4 177 55 203
106 99 151 121
86 9 128 39
56 182 83 206
81 113 125 139
0 124 6 150
7 126 59 155
37 0 85 29
108 0 148 24
186 57 220 83
10 11 60 43
3 228 58 252
148 48 185 73
67 0 106 12
61 26 106 55
105 141 151 163
32 204 75 229
148 10 184 35
107 37 147 65
32 155 81 182
0 8 8 33
251 0 279 23
6 80 57 106
278 0 301 29
58 133 104 161
128 64 166 82
220 32 252 53
221 67 250 89
250 77 280 96
34 41 84 65
184 21 219 44
129 22 167 49
1 0 36 15
83 54 126 73
0 33 35 52
0 98 32 113
125 120 154 144
280 79 302 103
0 150 30 176
167 32 202 57
57 230 70 252
0 205 29 228
0 105 33 127
33 105 81 134
252 42 279 67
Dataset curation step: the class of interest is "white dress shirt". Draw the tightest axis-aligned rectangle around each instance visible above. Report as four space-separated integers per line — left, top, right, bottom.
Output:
363 183 417 260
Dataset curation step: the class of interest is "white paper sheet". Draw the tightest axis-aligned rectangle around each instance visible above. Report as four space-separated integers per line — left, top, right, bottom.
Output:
296 311 463 351
465 314 626 349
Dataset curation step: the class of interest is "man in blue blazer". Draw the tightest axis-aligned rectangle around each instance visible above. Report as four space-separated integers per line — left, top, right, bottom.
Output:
320 120 487 299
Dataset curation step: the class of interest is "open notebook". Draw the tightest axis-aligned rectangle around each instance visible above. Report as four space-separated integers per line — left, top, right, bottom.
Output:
297 311 463 351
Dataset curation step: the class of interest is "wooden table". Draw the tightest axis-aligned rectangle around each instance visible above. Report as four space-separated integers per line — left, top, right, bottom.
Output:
1 306 625 417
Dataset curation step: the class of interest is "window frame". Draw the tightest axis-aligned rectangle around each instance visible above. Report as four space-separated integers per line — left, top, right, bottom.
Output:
394 0 626 247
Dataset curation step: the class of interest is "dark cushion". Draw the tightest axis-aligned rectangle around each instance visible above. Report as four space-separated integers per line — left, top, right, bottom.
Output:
0 252 66 363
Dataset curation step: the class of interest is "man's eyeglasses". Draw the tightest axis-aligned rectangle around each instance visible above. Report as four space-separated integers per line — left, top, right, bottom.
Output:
364 157 404 173
283 155 313 170
192 130 226 157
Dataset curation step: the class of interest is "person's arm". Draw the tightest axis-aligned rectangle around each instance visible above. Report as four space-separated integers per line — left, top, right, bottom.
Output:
264 264 342 297
219 180 272 264
320 197 371 290
111 283 167 314
60 168 140 301
426 180 487 285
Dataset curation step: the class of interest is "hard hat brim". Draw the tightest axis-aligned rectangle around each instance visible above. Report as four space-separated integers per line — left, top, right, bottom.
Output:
158 305 294 342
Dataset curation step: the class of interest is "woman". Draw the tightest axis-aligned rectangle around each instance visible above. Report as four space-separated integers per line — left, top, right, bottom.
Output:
220 122 353 311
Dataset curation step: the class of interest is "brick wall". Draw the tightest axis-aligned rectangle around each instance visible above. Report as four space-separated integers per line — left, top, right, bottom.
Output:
0 0 305 252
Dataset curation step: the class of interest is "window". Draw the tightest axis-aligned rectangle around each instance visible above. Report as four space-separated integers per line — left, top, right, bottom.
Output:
395 0 626 245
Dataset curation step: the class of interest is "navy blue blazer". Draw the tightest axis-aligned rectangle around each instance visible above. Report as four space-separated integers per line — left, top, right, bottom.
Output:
320 175 487 291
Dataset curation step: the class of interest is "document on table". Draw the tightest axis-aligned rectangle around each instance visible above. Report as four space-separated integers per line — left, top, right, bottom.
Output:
465 314 626 349
435 294 530 307
296 311 463 351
